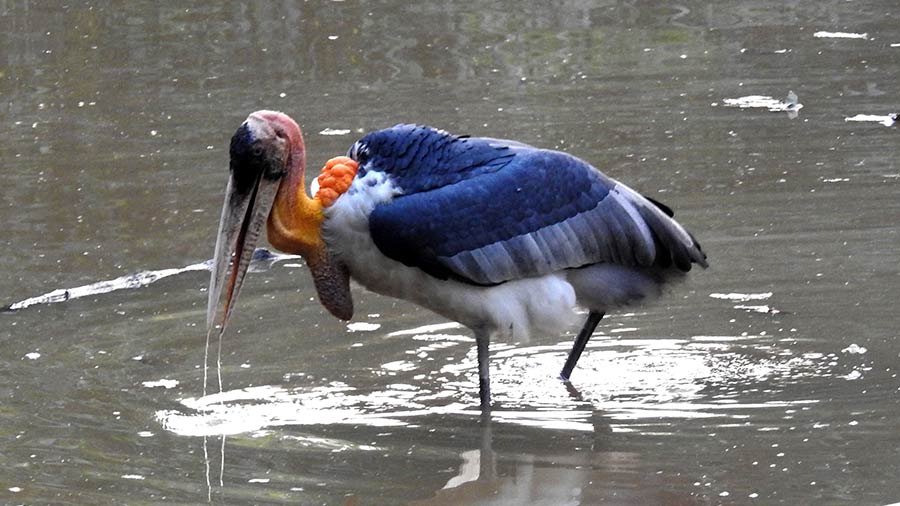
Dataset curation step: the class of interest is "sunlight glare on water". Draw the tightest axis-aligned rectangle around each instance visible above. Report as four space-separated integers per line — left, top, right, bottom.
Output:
158 319 851 437
3 0 900 504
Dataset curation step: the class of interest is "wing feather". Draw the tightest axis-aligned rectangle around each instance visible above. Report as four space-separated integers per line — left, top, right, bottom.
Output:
361 126 706 285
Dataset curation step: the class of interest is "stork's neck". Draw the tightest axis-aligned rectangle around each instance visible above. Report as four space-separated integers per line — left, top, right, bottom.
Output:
266 155 358 321
266 156 358 258
267 146 323 257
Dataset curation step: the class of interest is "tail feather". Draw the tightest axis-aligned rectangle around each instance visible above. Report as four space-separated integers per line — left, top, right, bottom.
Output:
628 190 707 271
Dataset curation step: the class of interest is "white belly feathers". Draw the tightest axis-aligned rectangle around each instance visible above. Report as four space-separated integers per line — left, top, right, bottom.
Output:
322 171 580 341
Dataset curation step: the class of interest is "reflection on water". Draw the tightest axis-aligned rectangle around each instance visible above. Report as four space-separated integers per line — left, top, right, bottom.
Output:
844 113 897 127
155 310 869 504
158 319 855 437
412 423 701 506
3 248 295 310
721 91 802 119
4 0 900 504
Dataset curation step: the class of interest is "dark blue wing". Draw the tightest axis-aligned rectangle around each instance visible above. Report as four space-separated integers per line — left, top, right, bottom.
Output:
357 125 706 285
349 124 518 193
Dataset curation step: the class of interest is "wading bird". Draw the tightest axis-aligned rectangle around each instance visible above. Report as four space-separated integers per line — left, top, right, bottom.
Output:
208 110 707 408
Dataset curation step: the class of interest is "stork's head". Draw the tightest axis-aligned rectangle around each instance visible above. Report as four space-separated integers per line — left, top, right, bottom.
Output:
207 110 356 335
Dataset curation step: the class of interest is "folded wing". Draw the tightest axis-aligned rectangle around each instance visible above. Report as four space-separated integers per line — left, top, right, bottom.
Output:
363 130 706 286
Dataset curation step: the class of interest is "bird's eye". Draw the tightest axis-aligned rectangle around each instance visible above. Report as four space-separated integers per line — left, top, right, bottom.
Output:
252 145 264 157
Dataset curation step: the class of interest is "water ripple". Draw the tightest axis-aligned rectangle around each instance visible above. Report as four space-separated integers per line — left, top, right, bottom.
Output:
158 325 855 437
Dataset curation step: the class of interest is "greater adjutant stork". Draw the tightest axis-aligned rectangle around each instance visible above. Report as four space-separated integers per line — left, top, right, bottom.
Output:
207 110 707 408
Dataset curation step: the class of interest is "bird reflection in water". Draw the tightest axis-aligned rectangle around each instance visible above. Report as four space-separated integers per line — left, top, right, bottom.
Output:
413 403 704 506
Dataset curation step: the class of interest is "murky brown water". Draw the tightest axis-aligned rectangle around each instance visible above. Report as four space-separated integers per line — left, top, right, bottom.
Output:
3 1 900 505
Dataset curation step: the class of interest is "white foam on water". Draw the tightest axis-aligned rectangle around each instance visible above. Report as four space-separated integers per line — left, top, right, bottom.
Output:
814 31 868 39
319 128 352 136
710 292 773 302
346 322 381 332
844 114 897 127
722 94 802 113
143 379 180 389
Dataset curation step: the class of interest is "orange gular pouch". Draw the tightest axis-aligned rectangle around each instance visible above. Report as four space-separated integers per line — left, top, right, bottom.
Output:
315 156 358 207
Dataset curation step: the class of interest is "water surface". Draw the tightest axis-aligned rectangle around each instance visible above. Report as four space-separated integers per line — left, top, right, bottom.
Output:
2 1 899 504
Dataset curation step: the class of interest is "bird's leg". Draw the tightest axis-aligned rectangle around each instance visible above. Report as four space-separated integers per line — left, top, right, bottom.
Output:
560 311 604 382
478 407 496 480
475 331 491 410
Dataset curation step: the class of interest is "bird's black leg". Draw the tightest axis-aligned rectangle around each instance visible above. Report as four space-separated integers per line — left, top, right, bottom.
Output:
560 311 604 381
475 332 491 410
478 406 496 479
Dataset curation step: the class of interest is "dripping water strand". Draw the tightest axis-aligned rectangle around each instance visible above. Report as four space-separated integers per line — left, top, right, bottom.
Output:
203 327 212 502
203 326 227 499
217 329 224 393
203 435 212 503
217 329 226 487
